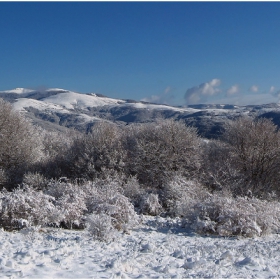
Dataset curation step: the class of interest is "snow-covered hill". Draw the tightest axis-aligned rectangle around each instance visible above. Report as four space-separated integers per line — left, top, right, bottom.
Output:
2 87 280 138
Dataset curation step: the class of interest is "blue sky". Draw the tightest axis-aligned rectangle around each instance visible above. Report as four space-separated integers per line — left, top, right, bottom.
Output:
1 2 280 106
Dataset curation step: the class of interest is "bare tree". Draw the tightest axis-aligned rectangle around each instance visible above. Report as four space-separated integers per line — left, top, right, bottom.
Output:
68 122 126 179
124 119 202 188
0 99 41 188
222 116 280 197
37 128 78 179
201 139 245 194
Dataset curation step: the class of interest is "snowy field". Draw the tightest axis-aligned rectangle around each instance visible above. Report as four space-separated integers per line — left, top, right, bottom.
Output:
0 215 280 279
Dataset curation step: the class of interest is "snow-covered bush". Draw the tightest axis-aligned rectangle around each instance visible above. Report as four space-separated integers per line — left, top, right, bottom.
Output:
38 129 77 179
124 119 202 188
56 193 87 229
46 177 139 231
67 122 126 179
222 117 280 197
201 117 280 199
23 172 49 190
161 175 210 216
200 139 244 194
46 178 85 200
187 193 280 237
0 185 60 230
0 175 140 232
87 183 139 231
120 176 144 207
140 193 162 216
0 169 7 189
0 99 43 189
86 213 116 242
85 178 139 232
45 179 88 228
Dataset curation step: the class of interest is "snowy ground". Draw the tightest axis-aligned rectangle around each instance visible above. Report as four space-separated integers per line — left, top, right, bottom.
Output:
0 216 280 278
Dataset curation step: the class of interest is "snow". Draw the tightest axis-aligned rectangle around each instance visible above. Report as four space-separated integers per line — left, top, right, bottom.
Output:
3 87 198 113
2 87 248 117
42 91 125 110
77 113 112 123
13 98 70 114
5 87 280 128
126 102 199 113
0 216 280 278
13 98 115 124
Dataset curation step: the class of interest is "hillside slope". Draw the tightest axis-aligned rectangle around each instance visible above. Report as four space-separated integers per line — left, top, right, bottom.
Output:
1 88 280 138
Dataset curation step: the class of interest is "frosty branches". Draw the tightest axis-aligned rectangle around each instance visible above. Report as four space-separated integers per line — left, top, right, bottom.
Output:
2 98 280 238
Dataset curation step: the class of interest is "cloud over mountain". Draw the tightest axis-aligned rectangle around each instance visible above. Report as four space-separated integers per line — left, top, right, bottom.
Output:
249 85 259 93
227 84 239 96
184 79 221 105
141 86 175 105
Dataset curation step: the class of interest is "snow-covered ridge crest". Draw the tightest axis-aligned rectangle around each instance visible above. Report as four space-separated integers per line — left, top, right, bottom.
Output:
0 88 126 110
42 90 126 110
1 87 189 112
3 86 280 138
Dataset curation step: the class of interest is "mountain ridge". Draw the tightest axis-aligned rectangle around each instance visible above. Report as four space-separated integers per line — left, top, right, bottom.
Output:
1 88 280 138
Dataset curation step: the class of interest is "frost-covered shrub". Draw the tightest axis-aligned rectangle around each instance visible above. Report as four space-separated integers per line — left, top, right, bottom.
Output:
107 193 138 231
0 169 7 189
120 176 144 207
56 193 87 229
222 117 280 197
38 129 77 179
23 172 49 190
200 139 245 194
46 177 139 231
86 213 116 242
187 194 280 237
161 175 210 216
89 187 139 231
91 173 124 194
0 174 140 233
0 185 60 230
140 193 162 216
45 179 88 229
67 122 126 179
124 119 202 188
0 99 43 189
46 178 85 200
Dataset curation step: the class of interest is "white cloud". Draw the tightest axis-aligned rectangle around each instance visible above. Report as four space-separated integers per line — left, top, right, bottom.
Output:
227 84 239 96
164 86 171 94
270 86 275 93
141 95 159 103
184 79 221 104
141 86 175 105
249 85 259 93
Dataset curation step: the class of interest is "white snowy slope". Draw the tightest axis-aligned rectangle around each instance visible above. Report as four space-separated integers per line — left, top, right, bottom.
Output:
0 216 280 279
2 87 198 113
125 101 200 112
4 87 280 137
13 98 70 114
2 87 280 115
41 89 194 112
42 91 126 110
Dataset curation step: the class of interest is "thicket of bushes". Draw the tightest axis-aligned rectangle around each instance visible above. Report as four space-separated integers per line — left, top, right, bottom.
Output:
2 98 280 239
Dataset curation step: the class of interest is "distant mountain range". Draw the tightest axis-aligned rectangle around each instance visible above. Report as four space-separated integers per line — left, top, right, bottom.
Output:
1 87 280 139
